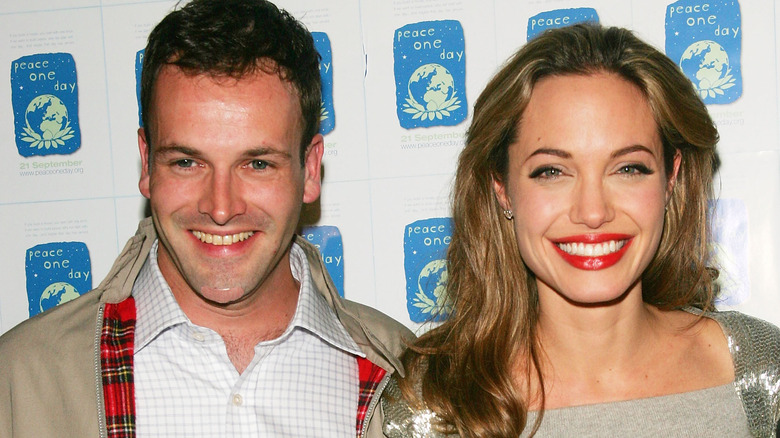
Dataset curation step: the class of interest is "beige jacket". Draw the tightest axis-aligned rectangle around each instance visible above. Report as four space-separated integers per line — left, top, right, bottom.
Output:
0 217 412 437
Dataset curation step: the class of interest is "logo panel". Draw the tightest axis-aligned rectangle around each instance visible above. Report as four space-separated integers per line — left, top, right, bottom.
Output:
394 20 467 129
136 49 144 127
665 0 742 104
710 199 750 305
12 53 81 157
527 8 599 41
403 218 452 323
25 242 92 317
301 226 344 297
312 32 335 136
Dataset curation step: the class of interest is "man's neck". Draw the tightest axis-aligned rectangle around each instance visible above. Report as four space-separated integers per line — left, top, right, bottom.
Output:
165 254 301 373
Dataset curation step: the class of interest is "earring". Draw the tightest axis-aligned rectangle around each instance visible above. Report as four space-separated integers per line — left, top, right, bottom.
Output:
503 210 514 220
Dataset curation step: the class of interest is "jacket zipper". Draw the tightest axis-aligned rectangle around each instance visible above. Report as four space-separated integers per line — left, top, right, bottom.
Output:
94 303 107 438
360 373 392 438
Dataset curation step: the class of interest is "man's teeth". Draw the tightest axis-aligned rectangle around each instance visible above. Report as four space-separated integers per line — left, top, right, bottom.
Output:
557 240 626 257
192 230 254 246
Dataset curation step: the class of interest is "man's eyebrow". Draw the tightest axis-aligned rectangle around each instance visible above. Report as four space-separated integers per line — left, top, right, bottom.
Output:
527 148 572 159
243 147 292 159
154 144 201 158
610 144 655 159
154 144 293 160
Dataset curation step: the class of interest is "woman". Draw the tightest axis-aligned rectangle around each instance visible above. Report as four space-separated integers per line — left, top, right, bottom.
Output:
382 24 780 437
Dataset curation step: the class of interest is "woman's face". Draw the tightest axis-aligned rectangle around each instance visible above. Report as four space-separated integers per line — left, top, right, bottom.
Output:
493 72 680 306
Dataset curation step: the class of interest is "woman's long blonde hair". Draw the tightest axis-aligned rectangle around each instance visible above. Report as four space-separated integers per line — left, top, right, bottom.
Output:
400 23 720 437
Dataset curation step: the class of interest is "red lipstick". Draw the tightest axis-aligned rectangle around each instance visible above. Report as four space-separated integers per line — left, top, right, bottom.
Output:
551 234 633 270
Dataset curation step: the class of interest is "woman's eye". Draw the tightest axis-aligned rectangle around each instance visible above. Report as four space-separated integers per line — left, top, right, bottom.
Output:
617 164 653 175
529 166 563 179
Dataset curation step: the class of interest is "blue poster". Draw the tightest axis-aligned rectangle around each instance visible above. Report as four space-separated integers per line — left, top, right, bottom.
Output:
394 20 466 129
25 242 92 317
136 49 144 127
527 8 599 41
710 199 750 306
301 226 344 297
403 218 453 323
312 32 335 136
665 0 742 104
11 53 81 157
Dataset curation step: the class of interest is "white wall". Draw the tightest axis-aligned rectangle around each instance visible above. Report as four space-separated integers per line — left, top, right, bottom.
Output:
1 0 778 333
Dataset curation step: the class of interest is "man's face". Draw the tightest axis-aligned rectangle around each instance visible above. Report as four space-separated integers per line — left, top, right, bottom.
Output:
138 66 323 307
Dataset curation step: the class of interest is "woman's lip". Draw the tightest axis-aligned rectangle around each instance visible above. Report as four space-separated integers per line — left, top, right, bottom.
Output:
552 237 633 270
552 233 633 244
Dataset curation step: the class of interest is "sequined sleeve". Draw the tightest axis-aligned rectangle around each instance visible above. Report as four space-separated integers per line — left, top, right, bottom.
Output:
705 310 780 437
381 375 453 438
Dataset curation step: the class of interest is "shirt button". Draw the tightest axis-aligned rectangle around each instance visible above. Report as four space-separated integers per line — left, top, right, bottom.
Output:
192 332 205 342
232 394 243 406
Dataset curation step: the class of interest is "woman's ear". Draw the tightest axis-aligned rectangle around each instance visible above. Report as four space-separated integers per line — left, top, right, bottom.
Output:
666 149 682 202
492 176 511 211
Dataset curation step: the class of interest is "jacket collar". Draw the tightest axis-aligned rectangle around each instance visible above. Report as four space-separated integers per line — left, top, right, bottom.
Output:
95 217 406 376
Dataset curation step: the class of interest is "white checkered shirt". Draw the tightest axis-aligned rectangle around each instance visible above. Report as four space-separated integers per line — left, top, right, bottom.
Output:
132 241 364 437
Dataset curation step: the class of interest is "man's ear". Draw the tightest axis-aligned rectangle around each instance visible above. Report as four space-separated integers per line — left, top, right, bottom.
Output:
302 134 324 204
138 127 151 199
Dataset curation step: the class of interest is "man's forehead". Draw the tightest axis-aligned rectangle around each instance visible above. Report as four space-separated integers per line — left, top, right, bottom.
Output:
149 64 304 125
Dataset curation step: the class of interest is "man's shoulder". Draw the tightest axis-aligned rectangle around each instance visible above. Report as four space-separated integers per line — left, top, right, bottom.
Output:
339 297 415 369
0 290 102 366
341 298 414 339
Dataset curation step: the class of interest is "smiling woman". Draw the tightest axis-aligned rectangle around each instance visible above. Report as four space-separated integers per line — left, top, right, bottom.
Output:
381 24 780 438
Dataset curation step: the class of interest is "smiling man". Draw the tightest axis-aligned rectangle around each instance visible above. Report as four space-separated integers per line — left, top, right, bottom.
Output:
0 1 411 437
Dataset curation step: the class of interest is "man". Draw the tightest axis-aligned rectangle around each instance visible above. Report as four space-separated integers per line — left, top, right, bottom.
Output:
0 0 411 436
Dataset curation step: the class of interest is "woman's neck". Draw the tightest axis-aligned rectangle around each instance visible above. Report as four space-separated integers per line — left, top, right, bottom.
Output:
531 284 673 408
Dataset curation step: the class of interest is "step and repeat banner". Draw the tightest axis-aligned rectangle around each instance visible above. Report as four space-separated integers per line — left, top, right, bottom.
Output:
1 0 779 334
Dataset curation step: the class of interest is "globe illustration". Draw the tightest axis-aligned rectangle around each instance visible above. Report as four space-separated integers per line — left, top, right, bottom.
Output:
408 63 456 112
417 259 449 312
679 40 732 96
25 94 69 141
39 281 80 313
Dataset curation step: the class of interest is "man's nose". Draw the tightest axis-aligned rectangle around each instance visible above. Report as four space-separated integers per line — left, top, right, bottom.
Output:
197 170 247 225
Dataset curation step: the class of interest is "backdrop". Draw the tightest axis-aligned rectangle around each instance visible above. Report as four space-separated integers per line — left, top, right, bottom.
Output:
2 0 778 334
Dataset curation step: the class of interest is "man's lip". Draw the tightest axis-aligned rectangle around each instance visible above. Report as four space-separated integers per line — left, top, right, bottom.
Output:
551 233 633 244
190 230 255 246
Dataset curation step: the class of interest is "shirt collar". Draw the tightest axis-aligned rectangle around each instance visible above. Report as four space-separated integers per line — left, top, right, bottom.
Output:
132 239 363 357
133 241 188 352
285 242 363 357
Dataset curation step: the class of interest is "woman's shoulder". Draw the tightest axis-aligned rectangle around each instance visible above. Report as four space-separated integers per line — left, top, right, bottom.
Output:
694 308 780 359
381 374 454 438
692 308 780 435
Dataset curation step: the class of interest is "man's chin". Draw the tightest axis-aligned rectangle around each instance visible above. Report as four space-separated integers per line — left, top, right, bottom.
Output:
198 286 247 306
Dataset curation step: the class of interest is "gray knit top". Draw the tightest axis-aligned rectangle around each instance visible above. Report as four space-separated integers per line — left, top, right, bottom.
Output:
381 310 780 437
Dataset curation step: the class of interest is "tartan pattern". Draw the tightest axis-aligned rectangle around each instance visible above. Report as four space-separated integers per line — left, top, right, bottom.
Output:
356 357 387 437
98 296 386 437
101 298 137 438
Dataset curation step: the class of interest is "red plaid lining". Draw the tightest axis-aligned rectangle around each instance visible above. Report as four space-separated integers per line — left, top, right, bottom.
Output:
100 297 383 437
101 298 137 438
356 357 387 437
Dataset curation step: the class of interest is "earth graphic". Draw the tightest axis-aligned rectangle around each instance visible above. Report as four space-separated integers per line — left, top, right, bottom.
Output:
679 40 731 93
408 63 456 111
417 259 448 314
25 94 69 140
39 281 79 313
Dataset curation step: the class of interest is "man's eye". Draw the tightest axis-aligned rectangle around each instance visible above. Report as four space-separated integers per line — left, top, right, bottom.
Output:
175 159 196 168
251 160 269 170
